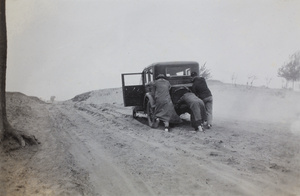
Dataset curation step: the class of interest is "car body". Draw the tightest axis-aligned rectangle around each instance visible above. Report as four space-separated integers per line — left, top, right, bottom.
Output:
121 61 199 127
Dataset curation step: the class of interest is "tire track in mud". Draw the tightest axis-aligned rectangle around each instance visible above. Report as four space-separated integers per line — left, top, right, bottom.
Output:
69 103 214 195
48 102 300 196
3 100 93 196
48 103 157 196
65 102 268 196
45 105 97 195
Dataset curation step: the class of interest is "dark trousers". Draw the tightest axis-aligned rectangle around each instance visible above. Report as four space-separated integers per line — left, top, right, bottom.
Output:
179 93 206 128
202 96 213 125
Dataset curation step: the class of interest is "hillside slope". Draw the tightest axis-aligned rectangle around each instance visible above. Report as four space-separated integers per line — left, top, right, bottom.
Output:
1 83 300 195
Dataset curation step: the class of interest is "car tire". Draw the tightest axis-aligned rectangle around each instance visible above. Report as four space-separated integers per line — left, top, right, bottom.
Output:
132 108 137 119
147 101 158 128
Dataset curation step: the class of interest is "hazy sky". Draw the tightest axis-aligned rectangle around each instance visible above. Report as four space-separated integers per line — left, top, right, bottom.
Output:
6 0 300 100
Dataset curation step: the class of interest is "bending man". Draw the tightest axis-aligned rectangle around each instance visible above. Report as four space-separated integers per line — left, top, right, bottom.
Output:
191 72 213 129
175 87 207 132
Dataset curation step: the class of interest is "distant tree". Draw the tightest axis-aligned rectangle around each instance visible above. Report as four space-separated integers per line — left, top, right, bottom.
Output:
265 77 272 88
50 96 56 103
231 73 238 86
278 51 300 90
0 0 38 147
246 75 257 89
199 62 211 79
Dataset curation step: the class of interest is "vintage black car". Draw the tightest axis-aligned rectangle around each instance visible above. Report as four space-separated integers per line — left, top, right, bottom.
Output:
121 61 199 127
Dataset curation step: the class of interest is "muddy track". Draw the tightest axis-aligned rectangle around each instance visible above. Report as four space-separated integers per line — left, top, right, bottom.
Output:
48 103 156 195
45 101 300 196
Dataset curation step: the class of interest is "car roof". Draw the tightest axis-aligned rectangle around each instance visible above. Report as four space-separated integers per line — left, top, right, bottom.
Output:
149 61 198 68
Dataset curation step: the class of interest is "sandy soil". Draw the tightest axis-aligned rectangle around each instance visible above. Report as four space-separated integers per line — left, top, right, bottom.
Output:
1 82 300 196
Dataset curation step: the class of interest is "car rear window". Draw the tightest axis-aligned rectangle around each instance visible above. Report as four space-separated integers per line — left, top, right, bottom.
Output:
165 66 192 77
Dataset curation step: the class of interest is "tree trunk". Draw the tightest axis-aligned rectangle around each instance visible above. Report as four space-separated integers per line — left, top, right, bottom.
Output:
293 80 295 90
0 0 7 141
0 0 38 147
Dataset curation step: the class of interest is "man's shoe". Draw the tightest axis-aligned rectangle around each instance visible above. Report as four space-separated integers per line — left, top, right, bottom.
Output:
197 125 204 132
153 118 160 128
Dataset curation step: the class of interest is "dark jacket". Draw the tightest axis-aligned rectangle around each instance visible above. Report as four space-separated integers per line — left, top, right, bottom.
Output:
191 77 212 100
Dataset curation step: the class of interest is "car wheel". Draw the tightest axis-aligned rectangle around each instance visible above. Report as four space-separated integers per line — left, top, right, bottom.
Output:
132 108 137 119
147 101 158 128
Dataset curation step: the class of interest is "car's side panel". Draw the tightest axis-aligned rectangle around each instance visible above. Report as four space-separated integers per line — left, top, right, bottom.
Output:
122 85 145 107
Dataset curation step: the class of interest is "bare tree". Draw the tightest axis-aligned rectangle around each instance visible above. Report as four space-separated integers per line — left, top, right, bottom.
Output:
199 62 211 79
0 0 38 147
265 77 272 88
50 96 56 103
231 73 238 86
278 51 300 90
246 75 257 89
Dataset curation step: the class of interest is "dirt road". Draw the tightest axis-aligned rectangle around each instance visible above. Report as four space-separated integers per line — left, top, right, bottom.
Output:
1 86 300 195
48 99 300 196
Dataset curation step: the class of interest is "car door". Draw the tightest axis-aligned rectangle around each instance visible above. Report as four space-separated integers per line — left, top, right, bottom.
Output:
121 73 145 107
